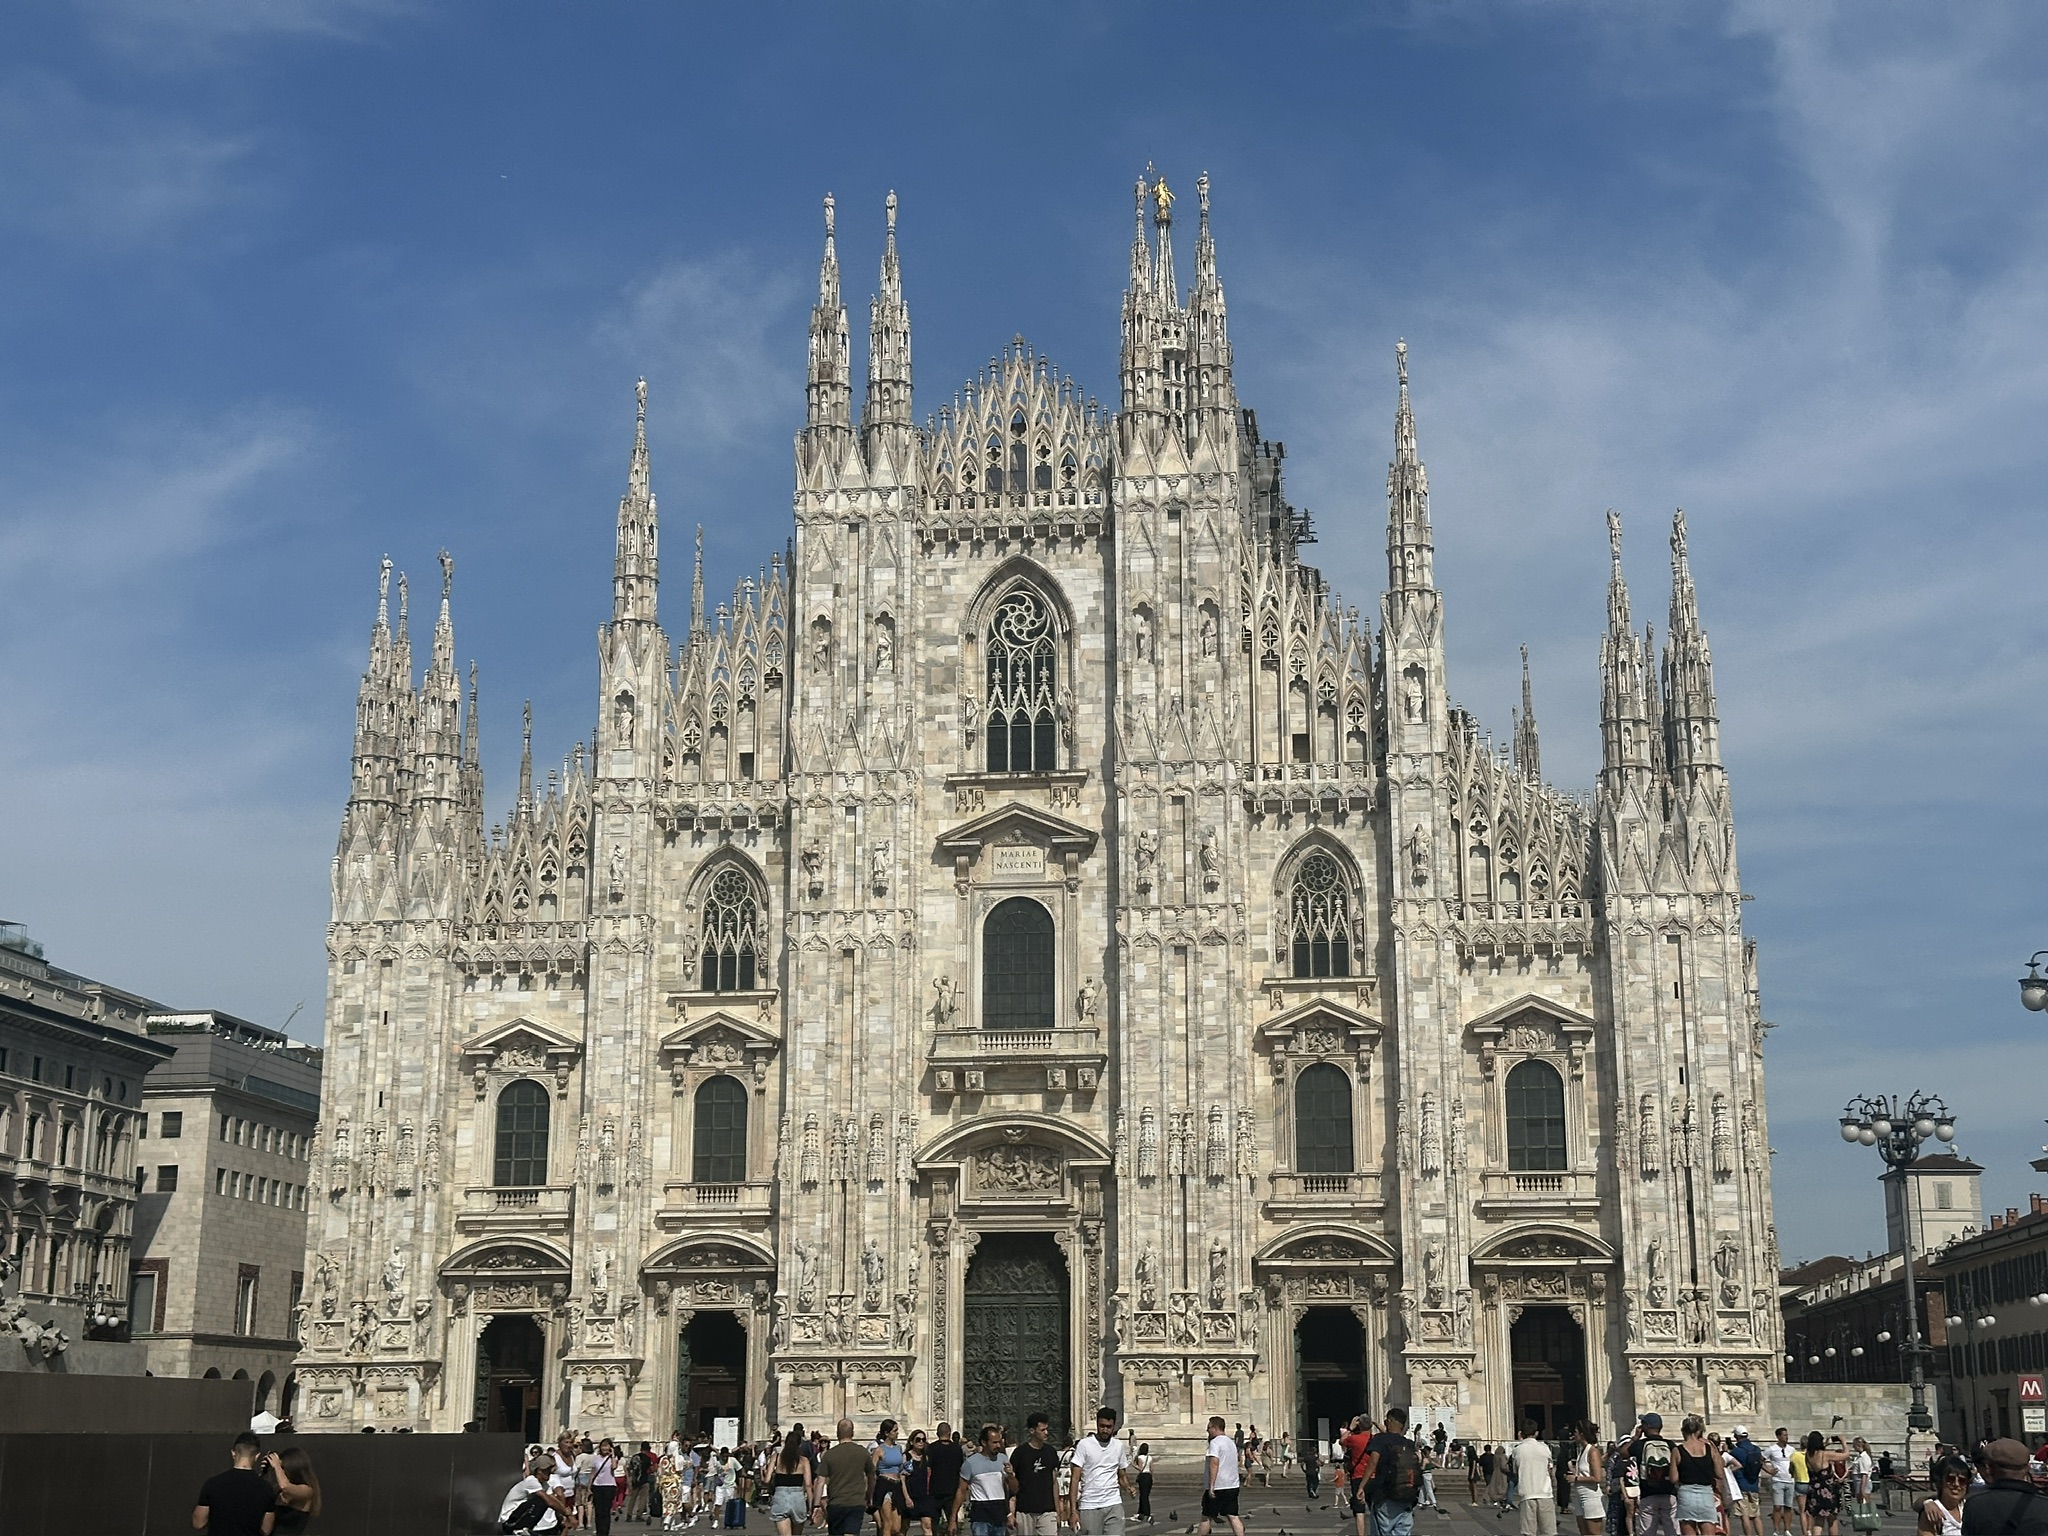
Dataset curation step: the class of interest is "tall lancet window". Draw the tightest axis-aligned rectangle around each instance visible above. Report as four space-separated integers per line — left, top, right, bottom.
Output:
698 867 762 992
1285 851 1355 979
985 587 1058 773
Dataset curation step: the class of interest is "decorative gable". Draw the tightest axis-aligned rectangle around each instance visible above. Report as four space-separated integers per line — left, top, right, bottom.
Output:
1464 994 1596 1081
658 1010 781 1092
459 1018 583 1098
935 800 1097 892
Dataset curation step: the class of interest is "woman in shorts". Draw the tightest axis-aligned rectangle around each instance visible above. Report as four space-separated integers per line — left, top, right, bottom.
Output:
768 1429 815 1536
1567 1421 1606 1535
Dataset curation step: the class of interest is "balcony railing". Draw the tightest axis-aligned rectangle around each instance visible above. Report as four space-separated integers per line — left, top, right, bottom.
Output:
1476 1169 1598 1212
1263 1169 1385 1212
928 1027 1102 1060
457 1183 574 1234
656 1180 774 1230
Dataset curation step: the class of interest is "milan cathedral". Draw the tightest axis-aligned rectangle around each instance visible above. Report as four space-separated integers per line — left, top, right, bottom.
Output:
297 175 1780 1446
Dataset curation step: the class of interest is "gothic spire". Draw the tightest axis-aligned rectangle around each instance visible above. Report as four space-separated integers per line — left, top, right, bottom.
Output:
1663 508 1722 774
1152 169 1178 301
463 659 480 771
1385 340 1435 592
1513 645 1542 784
1129 173 1150 291
612 378 659 625
430 549 456 679
517 699 534 822
690 524 706 639
1600 511 1654 778
803 193 852 445
349 556 401 808
863 190 914 468
1186 171 1236 437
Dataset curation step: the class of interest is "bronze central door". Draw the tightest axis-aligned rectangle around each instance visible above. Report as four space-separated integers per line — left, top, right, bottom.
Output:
962 1233 1071 1441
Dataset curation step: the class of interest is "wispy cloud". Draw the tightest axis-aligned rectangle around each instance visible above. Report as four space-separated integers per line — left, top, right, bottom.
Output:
0 69 253 247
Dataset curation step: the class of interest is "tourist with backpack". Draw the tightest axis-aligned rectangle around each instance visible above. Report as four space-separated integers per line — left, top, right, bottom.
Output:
1361 1408 1424 1536
1633 1415 1680 1536
1340 1417 1377 1536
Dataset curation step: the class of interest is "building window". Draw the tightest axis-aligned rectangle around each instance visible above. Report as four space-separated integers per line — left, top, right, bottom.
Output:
1505 1059 1568 1172
698 867 763 992
215 1167 226 1195
157 1165 178 1193
692 1076 749 1184
984 586 1058 772
1294 1062 1356 1174
161 1111 182 1139
493 1080 551 1188
1937 1182 1954 1210
130 1267 161 1335
235 1267 260 1336
983 897 1055 1032
1284 851 1355 979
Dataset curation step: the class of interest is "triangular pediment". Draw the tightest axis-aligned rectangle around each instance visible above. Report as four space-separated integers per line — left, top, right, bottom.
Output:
1463 993 1596 1038
936 800 1097 859
459 1016 583 1067
1258 995 1383 1044
657 1010 781 1059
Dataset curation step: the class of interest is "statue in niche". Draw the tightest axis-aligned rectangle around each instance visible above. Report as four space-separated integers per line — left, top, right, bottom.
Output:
1057 688 1075 750
1136 1246 1159 1311
861 1238 887 1312
870 842 891 891
1713 1240 1742 1308
1076 977 1100 1022
1406 826 1431 887
615 695 635 748
1645 1237 1669 1308
1199 611 1218 659
1134 830 1159 889
1403 673 1425 722
381 1246 407 1316
1132 609 1152 662
1198 828 1221 887
931 976 960 1028
794 1241 819 1313
1423 1240 1445 1306
873 624 894 673
609 842 627 895
1207 1239 1229 1310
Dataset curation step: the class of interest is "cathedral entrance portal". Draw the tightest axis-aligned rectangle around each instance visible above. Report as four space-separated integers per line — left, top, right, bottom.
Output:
476 1314 546 1440
1295 1307 1368 1447
1509 1306 1587 1439
678 1312 748 1437
963 1233 1070 1441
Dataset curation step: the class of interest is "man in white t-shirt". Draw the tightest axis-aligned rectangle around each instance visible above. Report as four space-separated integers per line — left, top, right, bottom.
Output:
1508 1422 1555 1536
1070 1406 1136 1536
1200 1415 1245 1536
501 1454 573 1533
1761 1429 1797 1536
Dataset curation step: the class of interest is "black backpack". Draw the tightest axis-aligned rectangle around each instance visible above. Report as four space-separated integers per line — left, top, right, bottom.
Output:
501 1492 551 1534
1375 1440 1422 1507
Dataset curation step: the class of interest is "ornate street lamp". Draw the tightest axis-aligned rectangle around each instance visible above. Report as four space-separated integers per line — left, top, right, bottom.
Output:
2019 953 2048 1013
1841 1092 1955 1435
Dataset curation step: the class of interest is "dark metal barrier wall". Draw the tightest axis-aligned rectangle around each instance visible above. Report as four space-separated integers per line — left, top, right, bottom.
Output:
0 1432 530 1536
0 1371 253 1434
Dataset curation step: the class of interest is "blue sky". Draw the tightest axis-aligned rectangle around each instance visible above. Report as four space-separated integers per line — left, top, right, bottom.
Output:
3 1 2045 1259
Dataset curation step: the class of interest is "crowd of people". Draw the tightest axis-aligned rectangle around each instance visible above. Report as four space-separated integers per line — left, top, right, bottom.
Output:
500 1409 1150 1536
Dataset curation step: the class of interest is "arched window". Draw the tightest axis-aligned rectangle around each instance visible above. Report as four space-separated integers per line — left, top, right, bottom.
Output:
983 897 1054 1032
1294 1062 1355 1174
1505 1059 1568 1172
699 867 762 992
985 587 1058 773
493 1080 550 1188
692 1076 749 1185
1285 851 1354 979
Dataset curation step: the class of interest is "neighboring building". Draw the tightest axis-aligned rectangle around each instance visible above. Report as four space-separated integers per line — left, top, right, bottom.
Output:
301 177 1780 1443
1888 1153 1985 1257
1779 1155 1980 1390
1929 1194 2048 1446
0 922 172 1373
130 1010 322 1415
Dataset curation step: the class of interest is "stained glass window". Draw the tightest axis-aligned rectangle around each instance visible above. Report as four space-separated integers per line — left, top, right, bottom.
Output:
985 588 1058 773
